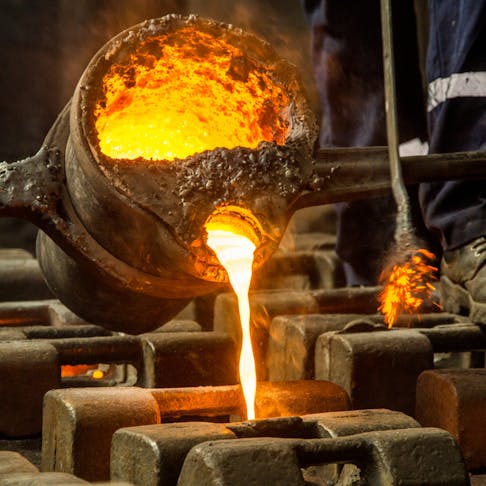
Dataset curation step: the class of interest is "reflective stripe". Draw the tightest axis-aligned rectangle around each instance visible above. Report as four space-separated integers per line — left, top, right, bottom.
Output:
399 137 429 156
427 71 486 111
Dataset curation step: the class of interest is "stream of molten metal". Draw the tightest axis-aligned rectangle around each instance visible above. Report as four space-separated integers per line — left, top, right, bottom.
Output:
379 248 438 328
206 225 256 420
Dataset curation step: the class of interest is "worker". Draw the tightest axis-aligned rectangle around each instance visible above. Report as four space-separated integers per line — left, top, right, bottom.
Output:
303 0 486 323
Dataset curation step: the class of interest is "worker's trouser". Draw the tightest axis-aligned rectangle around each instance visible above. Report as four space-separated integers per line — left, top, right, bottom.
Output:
304 0 486 284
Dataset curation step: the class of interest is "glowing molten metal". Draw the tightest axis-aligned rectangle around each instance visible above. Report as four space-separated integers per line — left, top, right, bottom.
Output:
379 248 438 328
206 222 257 420
95 28 290 161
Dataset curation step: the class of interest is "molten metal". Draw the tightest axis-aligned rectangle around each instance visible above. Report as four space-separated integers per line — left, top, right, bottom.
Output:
206 220 257 420
379 248 438 328
95 27 290 162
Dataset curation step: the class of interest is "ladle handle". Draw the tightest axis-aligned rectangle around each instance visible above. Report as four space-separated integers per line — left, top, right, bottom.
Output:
292 147 486 210
0 146 63 223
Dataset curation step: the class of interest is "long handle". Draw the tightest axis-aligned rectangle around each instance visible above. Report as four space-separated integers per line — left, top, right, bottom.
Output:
292 147 486 211
380 0 414 243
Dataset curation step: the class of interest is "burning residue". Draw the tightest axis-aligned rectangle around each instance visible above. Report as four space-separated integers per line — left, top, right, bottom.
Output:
95 27 290 161
378 248 438 328
205 220 257 420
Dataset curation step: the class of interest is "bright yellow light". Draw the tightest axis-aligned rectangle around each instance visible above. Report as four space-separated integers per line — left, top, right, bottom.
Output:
94 28 290 161
206 224 256 420
91 369 105 380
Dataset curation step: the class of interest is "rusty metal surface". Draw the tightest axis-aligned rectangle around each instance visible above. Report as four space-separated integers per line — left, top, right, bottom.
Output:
111 409 421 486
111 422 236 486
214 286 381 381
151 385 244 421
315 328 434 415
0 341 59 438
140 332 238 388
41 381 349 482
255 381 350 419
416 369 486 470
267 314 469 381
0 300 87 328
0 324 111 341
41 387 159 482
253 249 345 290
418 323 486 352
177 428 468 486
0 323 257 438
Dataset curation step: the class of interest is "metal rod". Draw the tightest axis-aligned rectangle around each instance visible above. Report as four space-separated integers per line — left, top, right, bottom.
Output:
418 324 486 353
380 0 413 242
293 148 486 210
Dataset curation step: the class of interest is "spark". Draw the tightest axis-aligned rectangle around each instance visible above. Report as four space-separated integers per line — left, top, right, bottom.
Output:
379 248 438 328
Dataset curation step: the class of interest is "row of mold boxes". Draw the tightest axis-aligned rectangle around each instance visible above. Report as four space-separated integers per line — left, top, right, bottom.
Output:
0 237 485 485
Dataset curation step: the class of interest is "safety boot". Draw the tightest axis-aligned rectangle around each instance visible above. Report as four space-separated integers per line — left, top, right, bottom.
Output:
440 236 486 323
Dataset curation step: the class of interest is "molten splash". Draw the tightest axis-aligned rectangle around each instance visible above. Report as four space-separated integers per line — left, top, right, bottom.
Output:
379 248 438 328
95 28 290 161
206 223 256 420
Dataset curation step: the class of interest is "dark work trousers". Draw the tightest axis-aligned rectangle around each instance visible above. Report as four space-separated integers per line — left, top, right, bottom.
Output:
304 0 485 284
420 0 486 251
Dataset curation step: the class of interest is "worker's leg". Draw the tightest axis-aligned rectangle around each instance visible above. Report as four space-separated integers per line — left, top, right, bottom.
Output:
304 0 427 284
420 0 486 320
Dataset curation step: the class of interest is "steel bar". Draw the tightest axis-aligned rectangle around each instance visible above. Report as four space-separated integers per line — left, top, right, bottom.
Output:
380 0 413 241
151 385 244 420
418 323 486 353
52 335 143 368
295 147 486 209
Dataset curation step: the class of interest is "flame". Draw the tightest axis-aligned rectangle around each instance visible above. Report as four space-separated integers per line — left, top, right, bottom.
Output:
379 248 438 328
206 222 257 420
95 28 290 162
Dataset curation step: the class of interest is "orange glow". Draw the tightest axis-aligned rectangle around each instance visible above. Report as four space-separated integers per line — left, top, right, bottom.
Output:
379 249 438 328
95 28 290 161
206 221 257 420
61 364 97 378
